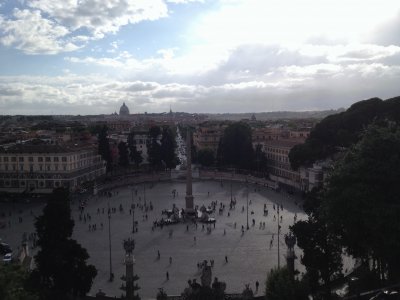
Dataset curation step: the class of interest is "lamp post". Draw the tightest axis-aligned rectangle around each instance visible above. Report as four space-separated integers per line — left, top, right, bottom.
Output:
277 203 280 268
131 188 135 234
143 183 146 206
246 185 249 230
108 203 113 281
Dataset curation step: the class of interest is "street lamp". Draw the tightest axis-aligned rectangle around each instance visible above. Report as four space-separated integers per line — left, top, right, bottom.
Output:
246 185 249 230
143 183 146 206
107 203 113 281
131 188 135 234
277 203 280 268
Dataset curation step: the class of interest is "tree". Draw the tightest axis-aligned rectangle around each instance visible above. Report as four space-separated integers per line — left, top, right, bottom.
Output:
217 122 254 170
323 122 400 283
197 148 215 167
147 126 162 168
98 125 112 172
118 141 129 168
265 267 308 300
291 189 343 299
254 144 267 173
31 188 97 300
0 264 38 300
289 96 400 170
160 126 179 169
127 131 143 167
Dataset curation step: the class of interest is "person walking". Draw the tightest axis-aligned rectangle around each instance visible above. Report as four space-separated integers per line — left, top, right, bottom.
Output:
169 256 172 264
166 271 169 280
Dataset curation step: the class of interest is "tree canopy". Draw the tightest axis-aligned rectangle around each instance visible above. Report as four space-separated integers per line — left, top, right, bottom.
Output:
323 122 400 282
118 141 129 167
147 126 163 168
160 126 179 169
289 96 400 170
217 122 254 169
127 130 143 167
197 148 215 167
98 125 112 172
31 188 97 300
265 267 308 300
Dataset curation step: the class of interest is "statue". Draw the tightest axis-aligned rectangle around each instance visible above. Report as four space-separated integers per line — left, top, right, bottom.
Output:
201 260 212 287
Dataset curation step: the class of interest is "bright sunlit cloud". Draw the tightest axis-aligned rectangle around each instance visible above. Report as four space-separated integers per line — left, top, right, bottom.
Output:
0 0 400 114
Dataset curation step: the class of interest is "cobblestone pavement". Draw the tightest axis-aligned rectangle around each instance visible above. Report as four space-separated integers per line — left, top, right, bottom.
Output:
0 180 306 300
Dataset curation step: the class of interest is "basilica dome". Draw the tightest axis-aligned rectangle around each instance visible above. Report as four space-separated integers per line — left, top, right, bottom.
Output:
119 102 130 116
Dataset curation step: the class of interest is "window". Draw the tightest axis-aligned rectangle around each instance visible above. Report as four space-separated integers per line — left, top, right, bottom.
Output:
45 157 51 162
11 157 16 162
28 157 34 162
39 165 43 171
63 165 67 171
47 165 50 171
55 165 58 171
38 157 43 162
5 165 8 171
4 157 8 162
54 157 59 162
30 165 34 172
19 157 24 162
12 165 16 171
20 165 24 171
62 157 67 162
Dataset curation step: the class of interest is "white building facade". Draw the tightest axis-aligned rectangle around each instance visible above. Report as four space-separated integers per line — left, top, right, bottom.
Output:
0 142 106 193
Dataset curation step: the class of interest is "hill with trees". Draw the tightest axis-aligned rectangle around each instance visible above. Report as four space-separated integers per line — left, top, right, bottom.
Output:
289 96 400 170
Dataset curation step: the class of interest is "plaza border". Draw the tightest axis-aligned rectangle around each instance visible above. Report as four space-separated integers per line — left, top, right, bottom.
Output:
95 170 278 195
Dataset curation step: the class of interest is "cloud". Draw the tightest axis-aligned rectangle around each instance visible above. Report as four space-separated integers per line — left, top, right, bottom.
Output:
1 59 400 115
28 0 169 39
0 0 197 54
0 9 80 54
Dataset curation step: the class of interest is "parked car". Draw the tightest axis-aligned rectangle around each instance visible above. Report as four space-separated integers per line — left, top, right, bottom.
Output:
0 242 12 255
2 252 12 263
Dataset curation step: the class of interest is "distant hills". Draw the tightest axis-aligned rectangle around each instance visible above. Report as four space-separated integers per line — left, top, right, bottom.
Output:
206 109 345 121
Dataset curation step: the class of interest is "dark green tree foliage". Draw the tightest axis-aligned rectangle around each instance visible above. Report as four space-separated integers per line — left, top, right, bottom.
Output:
118 141 129 167
291 189 342 299
254 144 267 172
98 125 112 172
0 264 38 300
289 96 400 170
323 123 400 282
160 126 179 169
31 188 97 300
147 126 162 168
127 131 143 167
197 148 215 167
217 122 254 169
265 267 308 300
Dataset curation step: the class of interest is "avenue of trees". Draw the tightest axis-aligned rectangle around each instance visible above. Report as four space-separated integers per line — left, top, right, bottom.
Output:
99 125 179 171
147 125 179 170
290 121 400 299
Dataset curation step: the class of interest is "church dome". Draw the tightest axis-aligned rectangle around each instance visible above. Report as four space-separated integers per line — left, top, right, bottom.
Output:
119 102 130 116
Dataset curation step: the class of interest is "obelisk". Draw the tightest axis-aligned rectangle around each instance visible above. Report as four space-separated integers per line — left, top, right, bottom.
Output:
185 131 194 212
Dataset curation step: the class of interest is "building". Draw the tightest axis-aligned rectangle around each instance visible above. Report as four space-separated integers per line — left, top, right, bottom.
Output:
0 141 106 194
264 139 304 190
193 123 226 153
119 102 130 116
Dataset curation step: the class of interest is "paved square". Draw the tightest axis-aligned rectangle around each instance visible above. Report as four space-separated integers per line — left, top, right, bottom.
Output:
0 180 306 300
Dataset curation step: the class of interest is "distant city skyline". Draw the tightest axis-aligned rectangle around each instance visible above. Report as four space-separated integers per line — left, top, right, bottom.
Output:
1 0 400 115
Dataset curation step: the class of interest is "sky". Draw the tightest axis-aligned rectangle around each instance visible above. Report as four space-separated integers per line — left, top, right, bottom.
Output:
1 0 400 115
